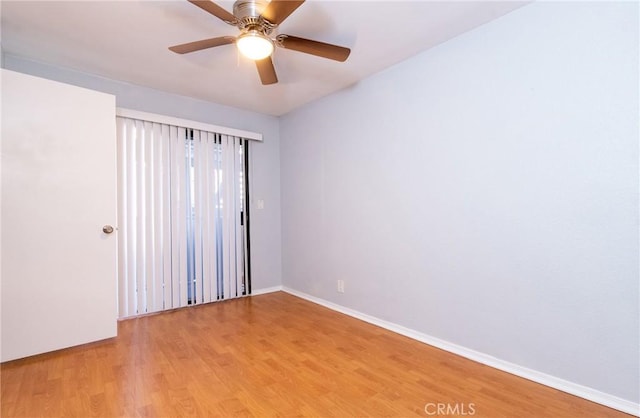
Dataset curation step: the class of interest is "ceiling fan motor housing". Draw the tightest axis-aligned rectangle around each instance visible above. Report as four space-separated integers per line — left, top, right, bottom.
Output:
233 0 267 19
233 0 275 34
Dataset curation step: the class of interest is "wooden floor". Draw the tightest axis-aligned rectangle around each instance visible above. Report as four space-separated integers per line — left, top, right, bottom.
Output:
0 292 631 417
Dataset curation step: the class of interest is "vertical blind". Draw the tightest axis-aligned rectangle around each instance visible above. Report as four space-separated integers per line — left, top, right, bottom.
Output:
116 116 249 318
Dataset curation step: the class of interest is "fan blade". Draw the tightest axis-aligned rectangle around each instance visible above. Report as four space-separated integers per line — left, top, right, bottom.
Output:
277 35 350 62
169 36 235 54
188 0 237 25
255 57 278 85
261 0 305 25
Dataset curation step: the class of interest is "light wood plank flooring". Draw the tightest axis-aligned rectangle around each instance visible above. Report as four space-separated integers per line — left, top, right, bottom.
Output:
0 292 631 417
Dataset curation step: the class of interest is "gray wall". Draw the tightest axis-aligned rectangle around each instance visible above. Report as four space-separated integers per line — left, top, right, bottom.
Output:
280 1 639 403
2 54 282 292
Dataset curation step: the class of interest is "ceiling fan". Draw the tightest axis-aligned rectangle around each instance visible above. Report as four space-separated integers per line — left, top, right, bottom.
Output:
169 0 351 85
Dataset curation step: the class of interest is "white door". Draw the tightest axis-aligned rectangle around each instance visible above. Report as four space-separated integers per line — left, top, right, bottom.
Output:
1 69 118 362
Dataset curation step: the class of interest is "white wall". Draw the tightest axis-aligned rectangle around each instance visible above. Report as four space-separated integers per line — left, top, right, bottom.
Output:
2 55 282 292
280 1 639 406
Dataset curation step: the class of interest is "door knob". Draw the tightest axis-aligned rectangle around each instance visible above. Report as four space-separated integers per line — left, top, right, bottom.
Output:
102 225 114 234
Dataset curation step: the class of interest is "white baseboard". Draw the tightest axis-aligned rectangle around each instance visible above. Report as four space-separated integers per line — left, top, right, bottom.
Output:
282 286 639 417
250 285 283 296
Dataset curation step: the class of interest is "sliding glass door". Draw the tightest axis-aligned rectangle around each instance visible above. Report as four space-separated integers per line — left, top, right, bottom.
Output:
116 117 250 318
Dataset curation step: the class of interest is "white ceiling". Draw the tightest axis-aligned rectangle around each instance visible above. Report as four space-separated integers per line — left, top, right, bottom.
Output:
1 1 527 116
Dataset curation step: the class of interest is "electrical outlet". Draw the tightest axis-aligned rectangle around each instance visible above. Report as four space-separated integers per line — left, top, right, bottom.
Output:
337 280 345 293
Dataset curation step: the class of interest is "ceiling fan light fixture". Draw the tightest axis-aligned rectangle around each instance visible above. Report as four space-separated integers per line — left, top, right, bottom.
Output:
237 30 274 60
